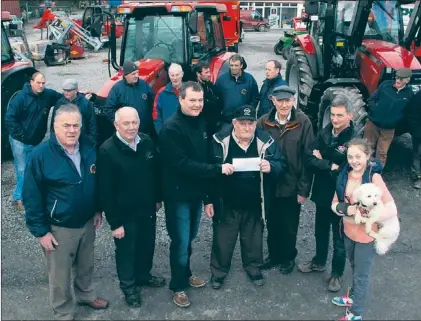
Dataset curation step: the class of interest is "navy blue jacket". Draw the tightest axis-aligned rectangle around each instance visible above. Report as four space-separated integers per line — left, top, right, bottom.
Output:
367 80 414 129
5 83 62 145
153 83 180 134
335 159 383 203
258 74 287 117
404 90 421 140
23 134 98 237
105 78 155 135
51 93 97 142
215 71 259 122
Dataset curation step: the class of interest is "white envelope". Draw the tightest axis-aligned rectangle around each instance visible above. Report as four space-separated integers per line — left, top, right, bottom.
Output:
232 157 261 172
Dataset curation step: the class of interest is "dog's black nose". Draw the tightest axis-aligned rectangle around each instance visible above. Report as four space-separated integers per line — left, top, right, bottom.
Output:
373 202 377 206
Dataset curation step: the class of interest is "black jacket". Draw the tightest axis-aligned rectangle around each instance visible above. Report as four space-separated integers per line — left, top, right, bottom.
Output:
159 109 222 203
97 133 161 230
210 125 285 220
367 80 414 129
51 92 97 142
405 90 421 140
306 122 356 205
105 78 155 135
5 83 62 145
23 134 98 237
215 71 259 122
199 79 222 135
258 74 288 118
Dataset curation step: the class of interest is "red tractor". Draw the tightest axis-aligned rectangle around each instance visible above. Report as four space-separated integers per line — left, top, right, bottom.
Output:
94 2 236 144
286 0 421 136
1 11 37 160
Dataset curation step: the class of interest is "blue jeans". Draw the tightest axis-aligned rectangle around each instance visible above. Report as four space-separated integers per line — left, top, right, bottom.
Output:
344 235 376 317
9 136 34 201
164 200 202 292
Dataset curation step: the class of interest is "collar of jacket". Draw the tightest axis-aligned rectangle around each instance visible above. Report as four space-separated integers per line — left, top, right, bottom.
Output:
23 82 44 98
112 132 142 152
62 92 83 105
229 71 246 83
263 107 300 131
321 121 355 144
265 74 283 86
213 124 275 161
123 78 140 87
165 82 180 95
50 132 95 160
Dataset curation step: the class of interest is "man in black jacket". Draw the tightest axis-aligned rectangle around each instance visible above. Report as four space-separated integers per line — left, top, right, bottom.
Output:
207 105 284 289
97 107 165 308
297 95 356 292
159 81 234 308
405 90 421 189
193 61 221 136
23 104 108 320
364 68 414 168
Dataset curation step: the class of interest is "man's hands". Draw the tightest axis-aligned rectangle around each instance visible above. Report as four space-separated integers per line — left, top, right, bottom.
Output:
260 159 271 173
331 163 340 171
222 163 234 175
93 212 103 229
313 149 322 160
112 226 125 239
204 204 214 218
347 205 358 216
39 232 58 251
297 195 307 204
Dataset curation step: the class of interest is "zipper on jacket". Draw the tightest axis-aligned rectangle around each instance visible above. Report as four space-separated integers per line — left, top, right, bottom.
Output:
50 200 58 220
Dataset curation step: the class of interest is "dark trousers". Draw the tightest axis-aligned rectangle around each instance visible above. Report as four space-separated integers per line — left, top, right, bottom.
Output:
312 204 346 277
113 213 156 295
210 204 263 279
165 200 202 292
266 196 301 265
412 138 421 178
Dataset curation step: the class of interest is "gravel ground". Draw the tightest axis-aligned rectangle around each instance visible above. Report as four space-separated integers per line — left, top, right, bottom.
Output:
1 24 421 320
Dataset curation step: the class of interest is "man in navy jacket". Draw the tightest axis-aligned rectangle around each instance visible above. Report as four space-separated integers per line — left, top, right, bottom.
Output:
23 104 109 320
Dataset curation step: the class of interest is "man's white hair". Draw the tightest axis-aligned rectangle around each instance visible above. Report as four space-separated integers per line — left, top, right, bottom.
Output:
115 106 139 122
168 63 183 75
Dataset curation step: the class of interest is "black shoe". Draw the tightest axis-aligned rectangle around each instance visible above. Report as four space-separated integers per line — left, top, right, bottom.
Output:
124 292 141 308
210 275 224 290
138 275 166 288
261 257 279 270
248 273 265 287
279 261 295 275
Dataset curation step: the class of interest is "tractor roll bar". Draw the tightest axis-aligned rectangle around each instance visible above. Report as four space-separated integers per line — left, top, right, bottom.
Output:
102 11 119 71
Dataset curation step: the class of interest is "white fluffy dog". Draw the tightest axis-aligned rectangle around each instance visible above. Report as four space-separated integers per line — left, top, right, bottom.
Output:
352 183 400 255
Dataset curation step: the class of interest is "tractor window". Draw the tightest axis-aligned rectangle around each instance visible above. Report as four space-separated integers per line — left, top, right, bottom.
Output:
1 25 13 64
335 1 356 35
211 15 224 50
367 1 401 43
123 15 184 64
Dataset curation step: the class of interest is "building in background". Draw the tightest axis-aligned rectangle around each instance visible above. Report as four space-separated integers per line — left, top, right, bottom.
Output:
240 1 304 29
2 0 22 17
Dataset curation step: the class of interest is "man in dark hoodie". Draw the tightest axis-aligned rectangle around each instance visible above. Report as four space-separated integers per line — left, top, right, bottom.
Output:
50 78 97 142
298 95 356 292
405 90 421 189
364 68 414 168
105 61 155 137
257 60 287 118
5 72 62 211
257 85 314 275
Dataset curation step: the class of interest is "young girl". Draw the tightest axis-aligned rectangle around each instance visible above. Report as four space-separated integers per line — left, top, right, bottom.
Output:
330 138 398 321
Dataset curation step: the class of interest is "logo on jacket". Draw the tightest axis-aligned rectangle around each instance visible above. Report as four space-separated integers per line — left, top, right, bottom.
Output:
90 164 96 174
337 145 346 153
142 93 147 100
241 89 247 95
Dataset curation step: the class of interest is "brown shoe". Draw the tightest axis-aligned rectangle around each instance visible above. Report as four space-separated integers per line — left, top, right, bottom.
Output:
12 200 25 211
297 260 326 273
172 291 190 308
78 297 109 310
188 275 206 288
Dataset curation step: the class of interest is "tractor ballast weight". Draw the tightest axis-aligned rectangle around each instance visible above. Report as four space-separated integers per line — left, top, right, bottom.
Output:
286 0 421 136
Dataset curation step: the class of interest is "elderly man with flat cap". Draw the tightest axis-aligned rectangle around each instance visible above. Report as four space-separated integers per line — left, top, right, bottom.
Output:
105 61 155 139
257 85 314 275
364 67 414 168
51 79 97 142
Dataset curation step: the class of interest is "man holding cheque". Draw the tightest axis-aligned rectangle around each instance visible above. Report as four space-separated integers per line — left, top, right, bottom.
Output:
206 105 284 289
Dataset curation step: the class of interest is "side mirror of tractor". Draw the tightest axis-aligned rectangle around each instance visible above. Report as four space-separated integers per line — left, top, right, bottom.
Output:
304 0 319 15
188 12 198 35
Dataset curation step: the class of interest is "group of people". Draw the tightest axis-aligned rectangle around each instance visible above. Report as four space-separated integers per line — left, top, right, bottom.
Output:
4 53 420 321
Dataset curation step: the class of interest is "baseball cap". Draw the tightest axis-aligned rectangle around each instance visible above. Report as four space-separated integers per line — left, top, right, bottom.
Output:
62 79 78 91
271 85 296 100
234 105 256 121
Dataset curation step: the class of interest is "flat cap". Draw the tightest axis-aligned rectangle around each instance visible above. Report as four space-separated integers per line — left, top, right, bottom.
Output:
234 105 256 121
62 78 78 91
396 68 412 78
271 85 296 100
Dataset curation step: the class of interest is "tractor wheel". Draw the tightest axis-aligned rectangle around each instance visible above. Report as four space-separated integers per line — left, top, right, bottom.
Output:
286 46 315 115
282 45 291 60
317 86 367 136
274 41 283 55
1 87 23 161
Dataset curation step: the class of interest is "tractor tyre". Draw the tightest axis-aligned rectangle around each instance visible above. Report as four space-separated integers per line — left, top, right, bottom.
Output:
274 41 283 55
317 86 367 136
286 46 315 115
282 45 291 60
